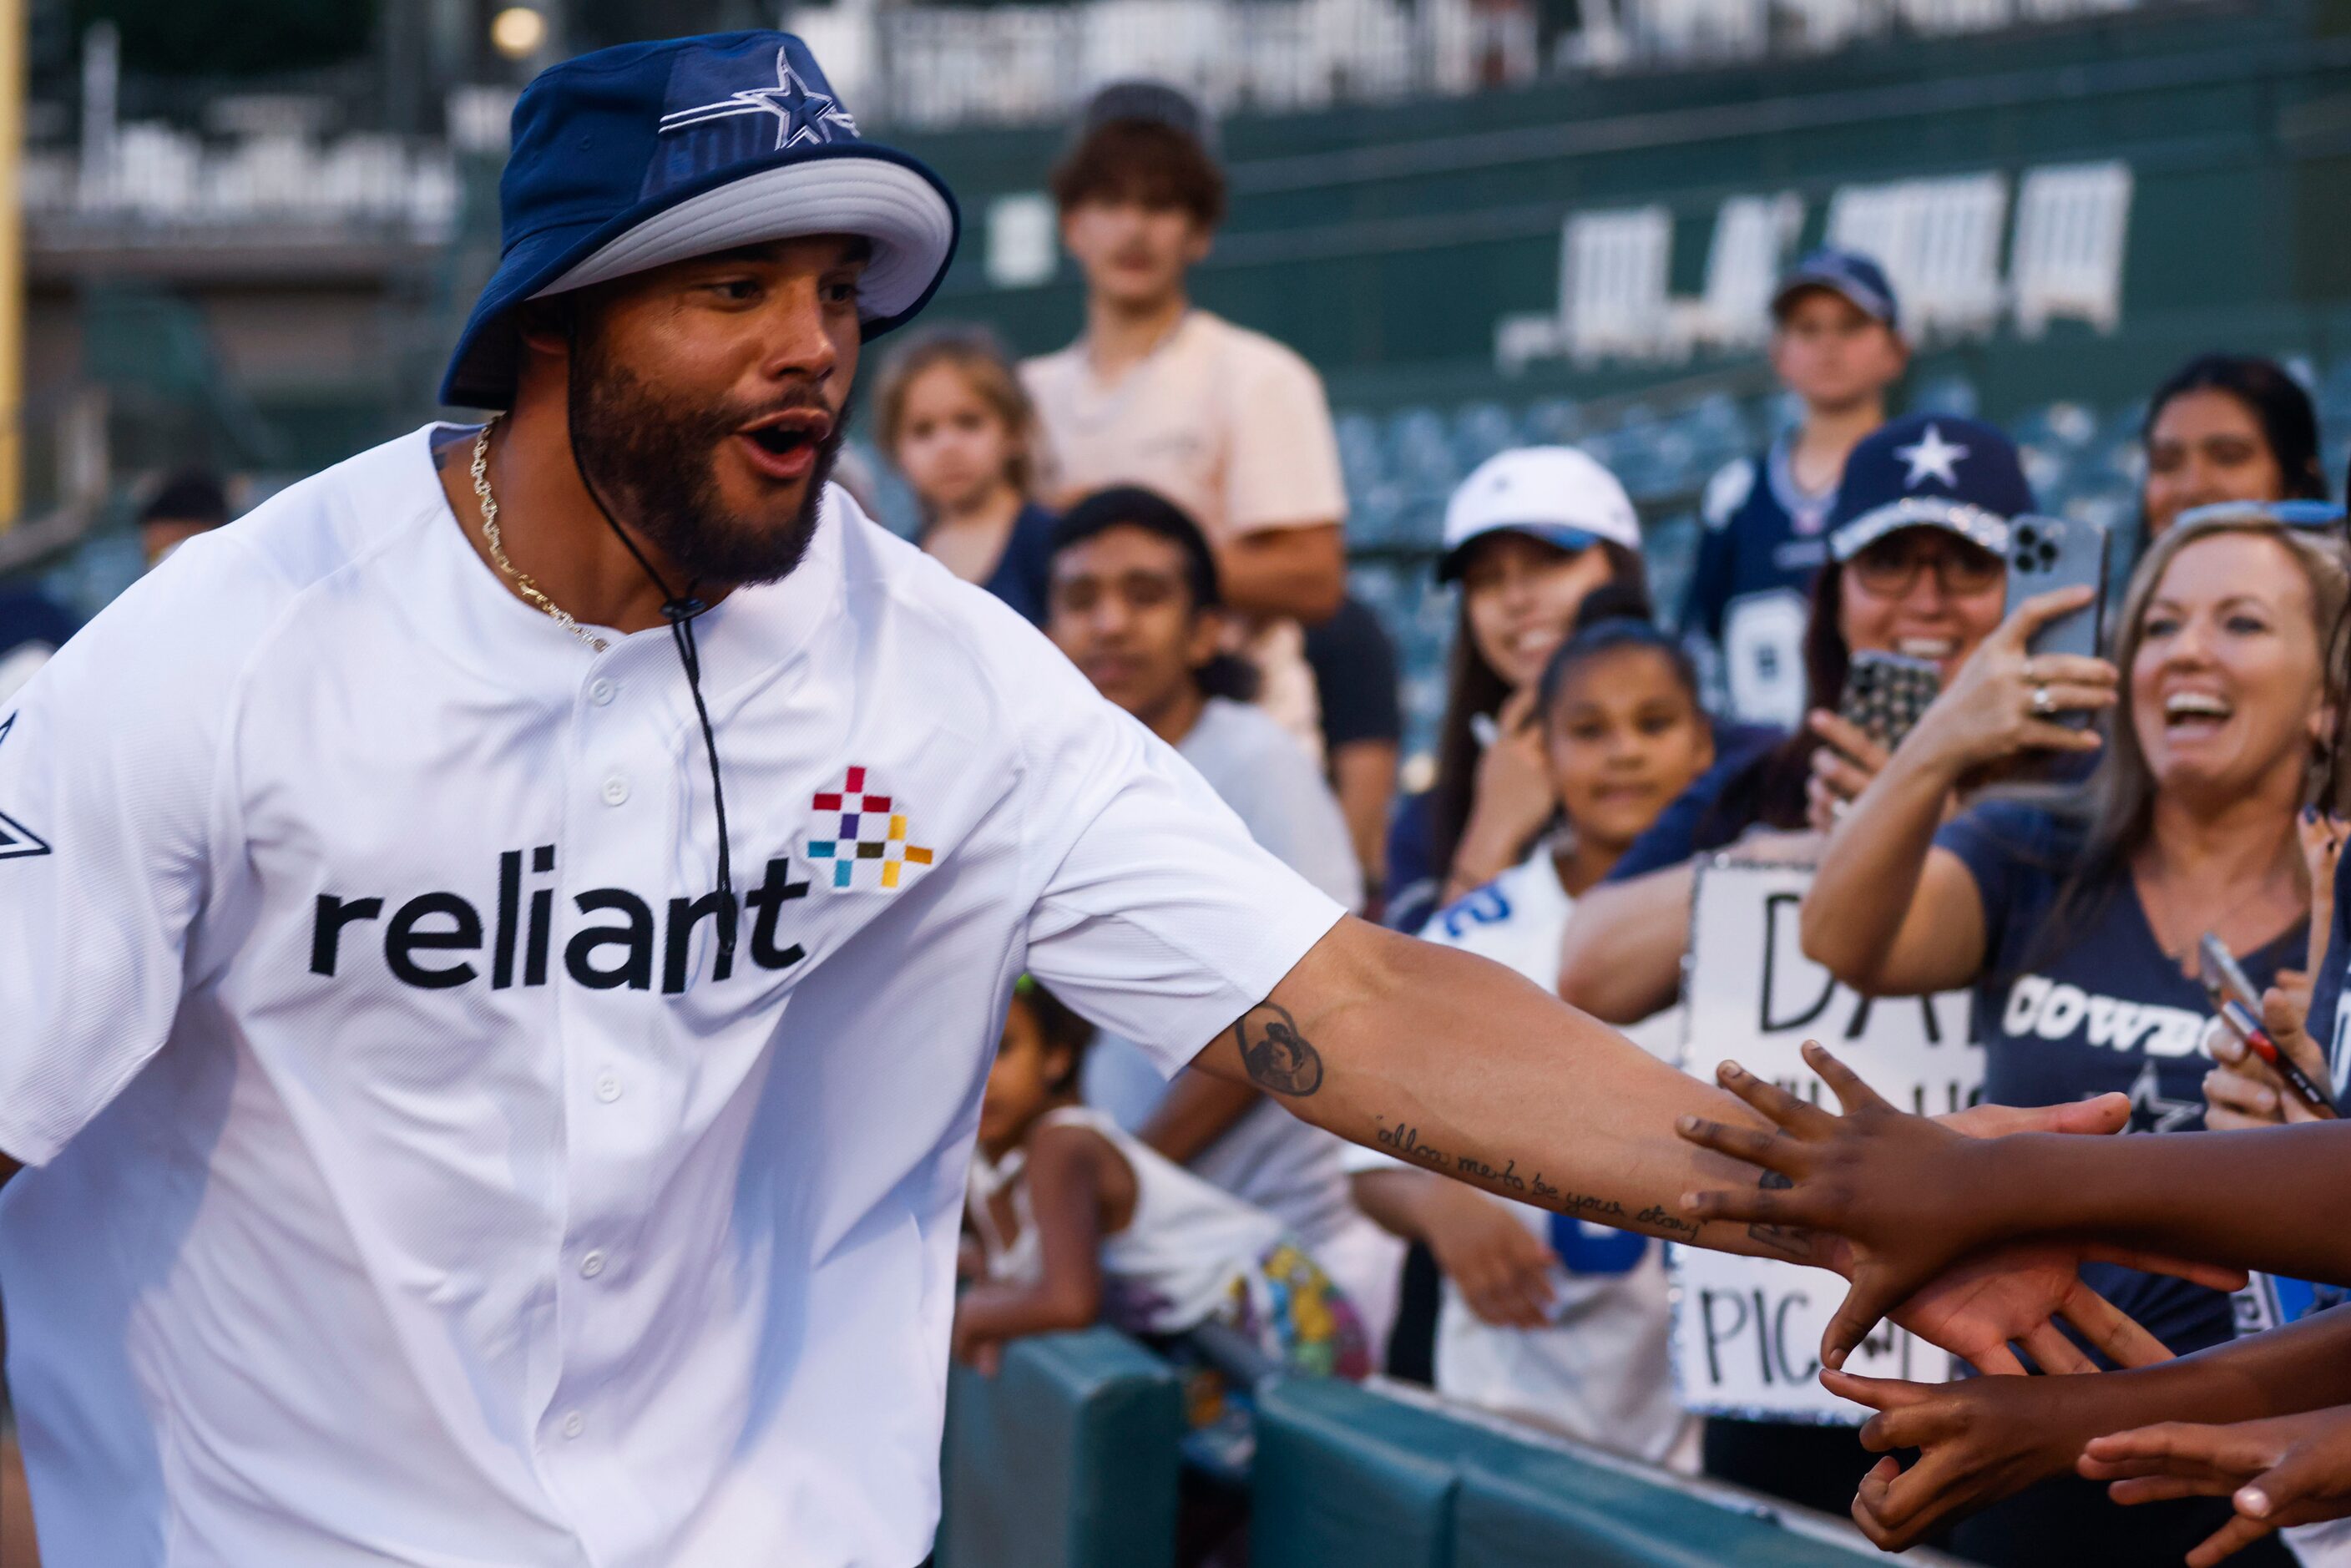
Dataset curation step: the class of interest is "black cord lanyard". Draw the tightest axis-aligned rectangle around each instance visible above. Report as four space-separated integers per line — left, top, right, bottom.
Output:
562 387 737 966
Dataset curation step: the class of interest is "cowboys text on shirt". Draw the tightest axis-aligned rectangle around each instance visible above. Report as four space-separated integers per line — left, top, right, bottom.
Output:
1997 973 2206 1059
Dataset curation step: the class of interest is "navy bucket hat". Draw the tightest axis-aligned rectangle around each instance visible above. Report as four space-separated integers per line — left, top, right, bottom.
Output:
1828 415 2035 563
442 32 960 409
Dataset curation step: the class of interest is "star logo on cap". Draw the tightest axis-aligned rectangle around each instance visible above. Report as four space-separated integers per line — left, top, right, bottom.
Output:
1894 424 1969 490
0 716 50 862
658 44 858 151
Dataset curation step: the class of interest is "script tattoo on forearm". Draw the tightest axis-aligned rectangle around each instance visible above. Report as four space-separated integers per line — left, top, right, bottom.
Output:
1371 1115 1701 1241
1745 1169 1814 1260
1234 1002 1322 1097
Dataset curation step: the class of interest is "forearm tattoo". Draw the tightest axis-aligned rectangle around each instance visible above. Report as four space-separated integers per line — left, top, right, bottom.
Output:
1369 1115 1702 1242
1234 1002 1323 1097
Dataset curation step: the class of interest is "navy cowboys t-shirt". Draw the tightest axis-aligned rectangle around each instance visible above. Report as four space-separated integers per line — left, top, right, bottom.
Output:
1679 438 1838 730
1938 799 2307 1358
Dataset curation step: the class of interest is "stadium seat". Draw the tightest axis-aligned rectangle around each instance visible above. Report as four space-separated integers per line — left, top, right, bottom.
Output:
1252 1378 1891 1567
1451 1443 1883 1566
936 1328 1183 1568
1250 1376 1522 1568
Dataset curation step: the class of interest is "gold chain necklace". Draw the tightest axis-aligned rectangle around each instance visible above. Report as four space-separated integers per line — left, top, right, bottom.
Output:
470 417 609 654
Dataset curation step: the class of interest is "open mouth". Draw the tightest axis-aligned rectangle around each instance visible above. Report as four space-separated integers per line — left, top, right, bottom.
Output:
735 411 832 481
2161 690 2234 736
1896 637 1957 661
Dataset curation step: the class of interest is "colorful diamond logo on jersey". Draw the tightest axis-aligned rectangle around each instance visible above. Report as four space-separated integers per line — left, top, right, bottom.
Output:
0 715 50 862
806 766 932 890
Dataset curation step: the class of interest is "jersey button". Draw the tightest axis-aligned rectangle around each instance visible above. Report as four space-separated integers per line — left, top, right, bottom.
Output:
580 1251 606 1279
594 1073 622 1104
600 776 629 807
587 678 616 706
562 1412 585 1439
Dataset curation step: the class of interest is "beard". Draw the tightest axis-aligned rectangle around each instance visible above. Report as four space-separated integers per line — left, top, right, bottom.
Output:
566 326 842 590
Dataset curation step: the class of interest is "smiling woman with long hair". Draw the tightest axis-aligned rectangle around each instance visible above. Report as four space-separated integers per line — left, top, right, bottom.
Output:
1800 512 2348 1566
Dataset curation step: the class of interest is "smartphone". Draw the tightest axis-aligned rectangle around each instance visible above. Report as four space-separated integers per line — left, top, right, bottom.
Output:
2197 932 2264 1017
1838 650 1942 752
2005 514 2111 665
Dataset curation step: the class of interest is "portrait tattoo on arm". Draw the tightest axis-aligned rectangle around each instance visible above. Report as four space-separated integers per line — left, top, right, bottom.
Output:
1234 1002 1323 1098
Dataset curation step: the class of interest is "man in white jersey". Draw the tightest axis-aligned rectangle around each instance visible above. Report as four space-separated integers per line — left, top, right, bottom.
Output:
0 31 2194 1568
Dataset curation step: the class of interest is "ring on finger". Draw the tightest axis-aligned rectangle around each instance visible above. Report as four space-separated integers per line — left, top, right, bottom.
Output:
2030 684 2055 716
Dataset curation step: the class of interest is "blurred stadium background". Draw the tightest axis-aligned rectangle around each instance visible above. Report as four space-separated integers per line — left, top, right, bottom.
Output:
10 0 2351 776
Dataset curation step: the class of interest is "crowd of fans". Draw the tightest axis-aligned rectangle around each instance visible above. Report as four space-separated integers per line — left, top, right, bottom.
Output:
12 68 2351 1568
868 77 2351 1568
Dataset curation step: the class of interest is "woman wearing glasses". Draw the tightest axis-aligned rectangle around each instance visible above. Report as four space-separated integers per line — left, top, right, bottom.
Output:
1559 417 2033 1028
1798 508 2345 1565
1555 416 2037 1512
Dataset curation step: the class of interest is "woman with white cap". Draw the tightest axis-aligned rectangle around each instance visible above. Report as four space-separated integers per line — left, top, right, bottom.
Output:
1383 447 1654 936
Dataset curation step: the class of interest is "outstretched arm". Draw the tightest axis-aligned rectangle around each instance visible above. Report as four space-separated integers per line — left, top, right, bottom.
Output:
1554 862 1696 1024
1195 915 1789 1257
1800 586 2109 994
1191 917 2218 1374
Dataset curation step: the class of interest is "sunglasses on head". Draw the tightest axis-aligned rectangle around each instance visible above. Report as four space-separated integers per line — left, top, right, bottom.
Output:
2172 499 2347 532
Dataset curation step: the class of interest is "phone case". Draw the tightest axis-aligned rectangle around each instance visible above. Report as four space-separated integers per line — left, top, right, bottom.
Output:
1838 651 1942 751
2005 514 2111 663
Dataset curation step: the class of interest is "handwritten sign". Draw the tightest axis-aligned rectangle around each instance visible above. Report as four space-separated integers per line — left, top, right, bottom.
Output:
1668 858 1984 1424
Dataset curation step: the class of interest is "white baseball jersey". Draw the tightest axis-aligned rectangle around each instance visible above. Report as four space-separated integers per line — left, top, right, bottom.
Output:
0 425 1345 1568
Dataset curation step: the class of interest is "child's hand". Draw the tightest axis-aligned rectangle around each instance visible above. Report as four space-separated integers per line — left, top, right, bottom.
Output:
1822 1366 2125 1551
2083 1405 2351 1567
1418 1180 1559 1330
1676 1042 2246 1371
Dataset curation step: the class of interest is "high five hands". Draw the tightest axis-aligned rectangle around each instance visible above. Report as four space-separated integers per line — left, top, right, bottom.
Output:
1674 1042 2246 1374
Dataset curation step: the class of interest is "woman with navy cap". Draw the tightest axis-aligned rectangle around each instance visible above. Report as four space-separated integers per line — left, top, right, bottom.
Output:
1560 415 2032 1029
1556 414 2034 1515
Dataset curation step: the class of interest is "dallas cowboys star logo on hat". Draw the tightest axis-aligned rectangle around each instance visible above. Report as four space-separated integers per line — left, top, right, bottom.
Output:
0 716 51 861
438 31 958 409
1894 424 1969 489
1824 414 2031 563
658 43 857 150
